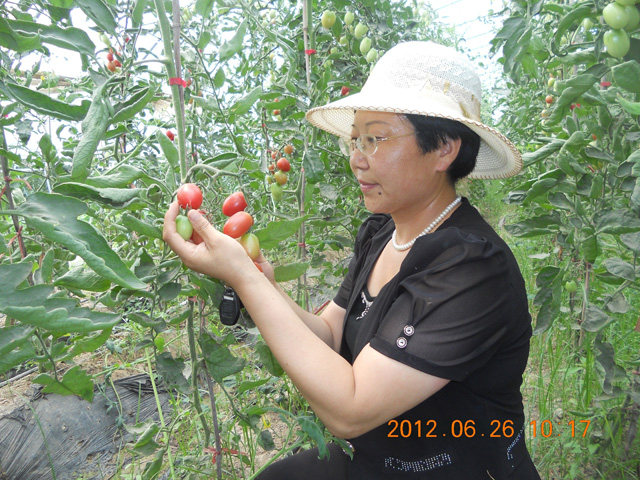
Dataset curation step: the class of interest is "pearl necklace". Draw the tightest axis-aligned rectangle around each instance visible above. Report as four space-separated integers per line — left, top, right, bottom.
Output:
391 196 461 251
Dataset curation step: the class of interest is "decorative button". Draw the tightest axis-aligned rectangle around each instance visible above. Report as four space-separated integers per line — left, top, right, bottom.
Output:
396 337 407 348
403 325 415 336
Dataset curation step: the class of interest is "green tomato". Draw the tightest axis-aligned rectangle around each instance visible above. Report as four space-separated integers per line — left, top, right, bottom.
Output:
270 183 284 203
603 2 629 29
240 233 261 261
344 11 354 26
564 281 578 294
321 10 336 29
366 48 378 63
624 4 640 30
354 22 368 39
339 35 348 46
175 214 193 240
360 37 372 55
604 28 631 57
582 18 594 31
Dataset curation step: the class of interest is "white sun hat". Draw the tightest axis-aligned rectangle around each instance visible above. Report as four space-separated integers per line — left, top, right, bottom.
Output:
305 41 522 179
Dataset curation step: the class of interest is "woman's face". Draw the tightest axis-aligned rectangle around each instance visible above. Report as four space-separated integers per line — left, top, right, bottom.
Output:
348 111 453 217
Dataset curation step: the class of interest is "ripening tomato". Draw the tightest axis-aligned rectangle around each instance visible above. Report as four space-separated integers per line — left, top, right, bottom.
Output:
176 215 193 240
222 191 248 217
283 144 294 155
276 157 291 172
223 211 254 238
273 109 281 116
239 233 260 260
274 170 288 185
107 61 116 72
271 151 278 159
107 52 114 62
545 95 553 104
177 183 203 209
114 59 122 68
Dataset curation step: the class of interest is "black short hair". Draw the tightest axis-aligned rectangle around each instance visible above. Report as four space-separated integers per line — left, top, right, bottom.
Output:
403 114 480 184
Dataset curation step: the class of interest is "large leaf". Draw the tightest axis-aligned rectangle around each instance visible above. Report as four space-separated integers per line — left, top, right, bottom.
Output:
0 324 35 357
73 0 117 35
6 19 95 56
254 215 309 249
219 20 247 62
256 340 284 377
230 86 263 116
582 304 612 333
612 60 640 95
112 86 155 124
595 209 640 234
17 193 147 289
33 365 95 401
53 182 145 209
532 266 562 334
504 213 562 238
0 262 121 333
603 258 636 282
0 80 90 121
0 17 42 52
274 262 309 282
199 332 246 382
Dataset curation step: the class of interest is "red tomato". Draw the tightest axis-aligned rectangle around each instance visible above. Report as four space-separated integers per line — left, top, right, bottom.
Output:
176 183 203 210
107 61 116 72
222 191 248 217
223 211 253 238
240 233 260 260
114 59 122 68
341 86 350 96
274 170 287 185
276 157 291 172
107 52 114 62
273 109 280 115
545 95 553 104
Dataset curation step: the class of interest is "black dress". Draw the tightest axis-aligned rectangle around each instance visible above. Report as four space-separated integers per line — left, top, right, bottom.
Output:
334 198 540 479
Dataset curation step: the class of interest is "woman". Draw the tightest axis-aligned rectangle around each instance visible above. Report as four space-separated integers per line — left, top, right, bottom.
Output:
163 42 540 479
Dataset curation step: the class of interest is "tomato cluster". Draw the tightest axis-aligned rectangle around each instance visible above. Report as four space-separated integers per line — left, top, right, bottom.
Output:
175 183 204 243
221 191 261 267
601 0 639 57
105 48 123 74
267 144 294 203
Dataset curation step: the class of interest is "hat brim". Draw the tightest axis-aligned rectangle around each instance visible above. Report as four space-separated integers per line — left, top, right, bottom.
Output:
305 90 523 180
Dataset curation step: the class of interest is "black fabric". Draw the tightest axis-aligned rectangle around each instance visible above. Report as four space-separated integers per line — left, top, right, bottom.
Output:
333 198 539 479
256 443 350 480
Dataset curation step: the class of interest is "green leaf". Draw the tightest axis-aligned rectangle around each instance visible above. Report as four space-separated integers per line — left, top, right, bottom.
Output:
53 183 145 208
258 429 276 451
71 82 111 180
18 193 147 290
603 258 636 282
255 340 284 377
6 19 95 57
238 378 270 394
0 342 36 375
33 365 95 401
582 305 612 333
194 0 214 17
157 282 181 301
0 324 35 357
595 209 640 234
254 215 308 249
230 86 263 116
0 17 42 52
142 449 165 480
55 265 112 292
112 87 155 124
552 4 591 54
80 165 145 188
126 420 161 456
297 417 329 459
303 148 326 183
522 139 565 168
274 262 309 282
156 129 179 173
156 352 191 393
73 0 117 35
0 80 89 121
504 213 561 237
532 266 562 334
612 60 640 95
219 19 247 62
523 178 558 205
121 213 163 240
617 94 640 115
0 262 122 333
620 232 640 252
199 333 246 382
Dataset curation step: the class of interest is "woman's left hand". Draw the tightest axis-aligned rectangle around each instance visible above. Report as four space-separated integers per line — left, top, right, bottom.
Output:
162 201 256 287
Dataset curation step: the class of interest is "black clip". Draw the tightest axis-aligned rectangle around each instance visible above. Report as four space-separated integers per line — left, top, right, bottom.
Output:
219 287 242 326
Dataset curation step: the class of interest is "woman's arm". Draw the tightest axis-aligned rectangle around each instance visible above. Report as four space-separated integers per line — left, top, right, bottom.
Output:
164 203 449 438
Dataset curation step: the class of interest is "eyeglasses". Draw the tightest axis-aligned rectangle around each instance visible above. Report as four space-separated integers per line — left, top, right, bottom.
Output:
338 132 415 156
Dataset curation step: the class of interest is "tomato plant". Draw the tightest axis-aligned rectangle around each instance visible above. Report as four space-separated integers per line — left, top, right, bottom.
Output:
176 183 203 210
222 191 248 217
223 211 254 238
